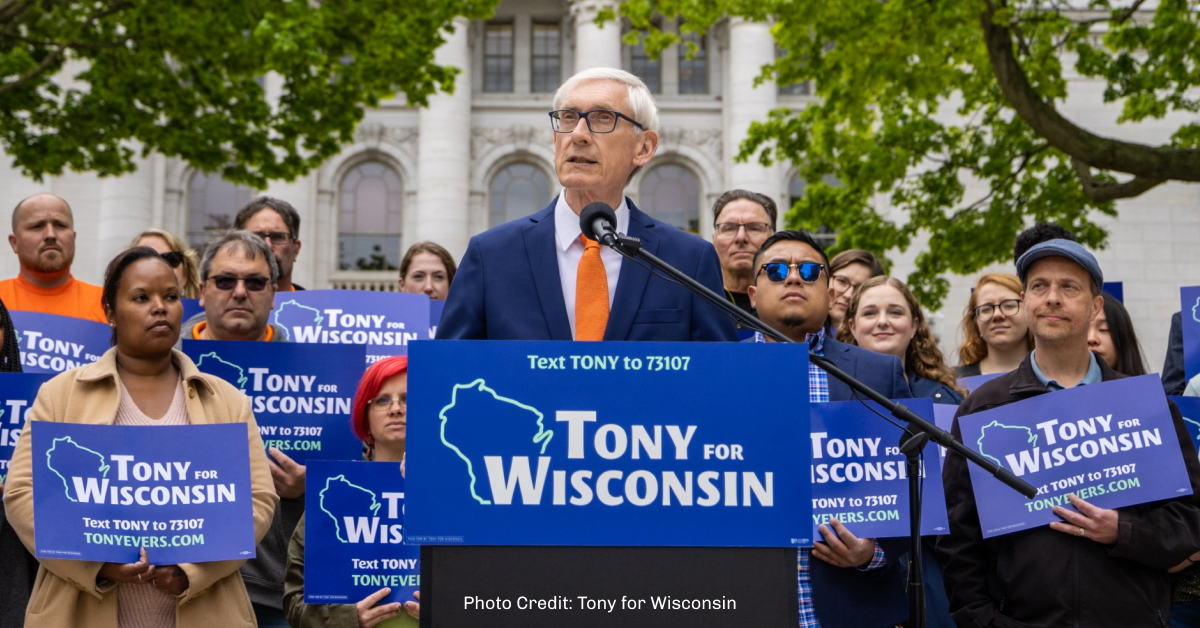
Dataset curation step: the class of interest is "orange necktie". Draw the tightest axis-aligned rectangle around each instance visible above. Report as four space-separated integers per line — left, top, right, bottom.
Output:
575 234 609 341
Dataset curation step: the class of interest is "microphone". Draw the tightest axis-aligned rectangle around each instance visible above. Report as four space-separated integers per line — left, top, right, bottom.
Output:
579 202 619 248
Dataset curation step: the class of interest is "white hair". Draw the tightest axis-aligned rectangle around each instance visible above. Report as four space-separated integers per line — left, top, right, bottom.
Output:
552 67 659 133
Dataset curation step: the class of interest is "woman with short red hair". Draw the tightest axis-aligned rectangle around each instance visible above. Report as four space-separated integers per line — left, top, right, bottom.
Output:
283 356 419 627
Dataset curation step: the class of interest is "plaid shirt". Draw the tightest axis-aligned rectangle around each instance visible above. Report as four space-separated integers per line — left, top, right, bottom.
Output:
754 328 887 627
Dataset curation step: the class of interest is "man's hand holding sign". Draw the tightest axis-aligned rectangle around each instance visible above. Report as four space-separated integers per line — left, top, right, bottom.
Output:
1048 494 1118 544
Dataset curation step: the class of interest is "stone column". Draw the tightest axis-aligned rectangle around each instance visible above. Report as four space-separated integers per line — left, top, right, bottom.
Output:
724 18 779 198
570 0 622 73
97 159 156 276
416 17 473 258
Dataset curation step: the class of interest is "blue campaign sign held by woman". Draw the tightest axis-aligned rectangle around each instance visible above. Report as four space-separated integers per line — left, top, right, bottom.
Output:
182 340 365 463
9 311 109 374
304 460 419 605
31 422 256 564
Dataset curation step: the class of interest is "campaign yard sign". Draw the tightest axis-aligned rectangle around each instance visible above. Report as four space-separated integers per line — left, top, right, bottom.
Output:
1181 286 1200 383
9 311 109 374
958 373 1004 395
429 299 444 340
406 340 813 548
0 373 54 487
271 290 427 364
933 404 959 459
31 422 256 563
809 399 949 538
959 375 1192 538
183 340 364 463
1170 396 1200 452
181 298 204 322
304 460 419 606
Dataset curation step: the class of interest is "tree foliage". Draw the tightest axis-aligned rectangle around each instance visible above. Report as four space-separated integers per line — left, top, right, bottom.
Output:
0 0 496 187
616 0 1200 307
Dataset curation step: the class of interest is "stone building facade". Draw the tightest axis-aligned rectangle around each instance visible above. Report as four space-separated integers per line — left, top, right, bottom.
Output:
1 0 1197 367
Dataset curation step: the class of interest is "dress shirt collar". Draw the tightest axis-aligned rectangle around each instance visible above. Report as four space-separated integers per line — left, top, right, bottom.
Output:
554 194 631 252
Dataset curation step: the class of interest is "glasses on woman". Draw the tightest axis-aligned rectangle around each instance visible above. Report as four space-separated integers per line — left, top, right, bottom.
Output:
756 262 826 283
973 298 1022 322
830 274 861 295
368 394 406 412
159 251 185 268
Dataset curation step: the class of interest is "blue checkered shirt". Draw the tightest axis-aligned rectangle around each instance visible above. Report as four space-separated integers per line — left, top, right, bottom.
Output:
754 328 887 627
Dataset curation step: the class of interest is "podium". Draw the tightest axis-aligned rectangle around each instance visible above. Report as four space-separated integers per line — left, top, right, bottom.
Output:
420 546 798 627
407 340 812 627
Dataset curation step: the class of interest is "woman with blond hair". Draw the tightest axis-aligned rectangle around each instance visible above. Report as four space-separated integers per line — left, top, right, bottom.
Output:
837 276 964 404
130 229 202 298
953 273 1034 377
836 275 962 628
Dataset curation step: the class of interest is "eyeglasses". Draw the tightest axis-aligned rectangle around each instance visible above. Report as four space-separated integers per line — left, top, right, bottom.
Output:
757 262 826 283
549 109 645 134
830 274 862 295
207 275 270 292
973 298 1022 322
159 251 185 268
250 230 292 246
368 394 406 412
714 222 772 240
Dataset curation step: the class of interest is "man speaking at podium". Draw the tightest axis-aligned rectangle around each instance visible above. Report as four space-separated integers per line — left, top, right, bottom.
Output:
438 67 736 342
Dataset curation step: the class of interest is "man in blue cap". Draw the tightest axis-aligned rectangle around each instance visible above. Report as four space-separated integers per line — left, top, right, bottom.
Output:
939 239 1200 627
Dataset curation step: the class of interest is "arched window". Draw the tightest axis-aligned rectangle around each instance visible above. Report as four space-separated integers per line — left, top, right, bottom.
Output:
638 164 700 233
187 173 253 250
489 163 551 226
339 161 403 271
788 172 839 248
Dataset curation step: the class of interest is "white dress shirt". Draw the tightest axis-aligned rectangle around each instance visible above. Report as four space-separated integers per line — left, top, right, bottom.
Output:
554 194 628 339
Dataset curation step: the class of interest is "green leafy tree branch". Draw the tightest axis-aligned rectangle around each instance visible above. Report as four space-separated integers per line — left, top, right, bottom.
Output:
0 0 497 188
613 0 1199 307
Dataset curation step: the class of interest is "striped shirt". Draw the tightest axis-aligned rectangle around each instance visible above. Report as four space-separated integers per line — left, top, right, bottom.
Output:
755 329 887 627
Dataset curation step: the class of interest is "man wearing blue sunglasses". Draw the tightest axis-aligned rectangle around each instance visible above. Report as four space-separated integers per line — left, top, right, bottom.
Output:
748 230 913 628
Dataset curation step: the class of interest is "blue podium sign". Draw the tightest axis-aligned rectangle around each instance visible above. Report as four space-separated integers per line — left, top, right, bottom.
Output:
31 422 257 563
1182 286 1200 383
304 460 419 605
182 340 364 463
809 399 949 538
0 372 53 486
959 375 1192 538
10 311 109 374
406 340 813 547
271 290 428 364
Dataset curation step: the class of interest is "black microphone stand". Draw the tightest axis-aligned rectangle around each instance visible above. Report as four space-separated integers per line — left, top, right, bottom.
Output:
601 231 1037 628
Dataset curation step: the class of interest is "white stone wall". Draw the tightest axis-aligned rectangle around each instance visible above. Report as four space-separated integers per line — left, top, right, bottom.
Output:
0 0 1196 372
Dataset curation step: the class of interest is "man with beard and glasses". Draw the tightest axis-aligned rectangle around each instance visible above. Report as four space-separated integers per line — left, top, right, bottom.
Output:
746 229 913 628
0 193 105 323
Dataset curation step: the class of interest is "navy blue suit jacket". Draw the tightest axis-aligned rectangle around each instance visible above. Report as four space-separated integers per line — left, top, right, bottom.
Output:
812 337 912 628
437 198 737 342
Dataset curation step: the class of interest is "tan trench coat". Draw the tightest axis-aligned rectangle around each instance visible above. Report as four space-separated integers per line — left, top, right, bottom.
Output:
3 348 279 627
